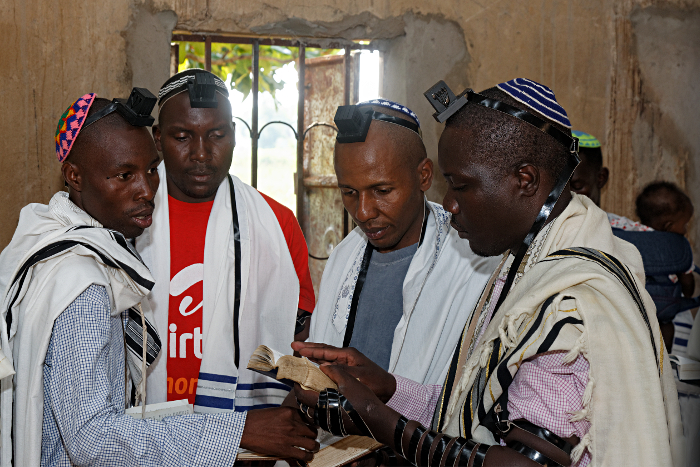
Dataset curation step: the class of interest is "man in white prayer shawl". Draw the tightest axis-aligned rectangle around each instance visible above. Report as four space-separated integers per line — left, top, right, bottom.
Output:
0 91 317 466
305 98 498 392
293 79 685 467
136 69 318 455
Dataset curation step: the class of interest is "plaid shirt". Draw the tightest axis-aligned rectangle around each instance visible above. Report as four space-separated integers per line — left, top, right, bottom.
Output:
41 285 247 466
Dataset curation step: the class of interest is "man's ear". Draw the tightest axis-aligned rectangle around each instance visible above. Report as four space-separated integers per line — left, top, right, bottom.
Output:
597 167 609 189
61 161 82 192
515 163 539 198
152 124 162 152
417 157 433 193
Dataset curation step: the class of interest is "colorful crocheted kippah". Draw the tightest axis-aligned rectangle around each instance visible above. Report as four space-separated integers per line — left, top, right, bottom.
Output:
357 98 420 127
55 93 96 162
571 130 601 148
497 78 571 129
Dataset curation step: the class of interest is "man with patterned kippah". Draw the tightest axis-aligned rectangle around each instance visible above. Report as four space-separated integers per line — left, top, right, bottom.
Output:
300 98 497 395
0 91 316 466
136 69 318 460
293 79 684 467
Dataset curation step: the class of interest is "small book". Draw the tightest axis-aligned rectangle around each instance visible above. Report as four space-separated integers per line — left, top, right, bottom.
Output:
236 431 384 466
124 399 194 421
247 344 337 392
670 354 700 381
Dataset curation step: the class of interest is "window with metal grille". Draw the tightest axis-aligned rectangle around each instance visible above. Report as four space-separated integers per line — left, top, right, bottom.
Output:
170 34 379 293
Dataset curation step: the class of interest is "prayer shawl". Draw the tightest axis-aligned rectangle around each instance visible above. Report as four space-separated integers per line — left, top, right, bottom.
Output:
441 194 685 467
0 192 157 467
136 163 299 412
309 201 498 385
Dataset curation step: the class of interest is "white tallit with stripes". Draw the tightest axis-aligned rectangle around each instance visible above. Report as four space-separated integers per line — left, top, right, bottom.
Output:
136 163 299 413
441 194 685 467
0 192 158 467
309 200 499 385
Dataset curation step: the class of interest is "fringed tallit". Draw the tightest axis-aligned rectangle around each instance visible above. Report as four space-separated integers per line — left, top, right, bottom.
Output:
440 194 685 467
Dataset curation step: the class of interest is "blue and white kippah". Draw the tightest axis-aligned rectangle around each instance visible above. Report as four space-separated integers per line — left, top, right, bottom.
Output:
497 78 571 129
357 98 420 127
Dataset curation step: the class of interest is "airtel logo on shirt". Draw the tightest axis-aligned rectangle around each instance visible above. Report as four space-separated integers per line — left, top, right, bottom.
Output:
170 263 204 316
169 263 204 359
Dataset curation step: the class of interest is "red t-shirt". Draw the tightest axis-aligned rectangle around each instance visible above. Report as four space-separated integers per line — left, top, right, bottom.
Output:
166 193 315 403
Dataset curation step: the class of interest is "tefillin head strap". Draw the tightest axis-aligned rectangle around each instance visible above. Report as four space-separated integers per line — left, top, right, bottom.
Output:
423 80 580 313
83 87 157 128
334 105 422 144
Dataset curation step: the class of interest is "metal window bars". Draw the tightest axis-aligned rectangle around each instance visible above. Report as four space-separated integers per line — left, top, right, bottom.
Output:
171 34 374 259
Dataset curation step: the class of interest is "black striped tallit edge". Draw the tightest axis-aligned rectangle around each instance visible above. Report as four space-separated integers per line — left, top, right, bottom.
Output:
541 247 659 371
124 307 162 366
5 228 154 331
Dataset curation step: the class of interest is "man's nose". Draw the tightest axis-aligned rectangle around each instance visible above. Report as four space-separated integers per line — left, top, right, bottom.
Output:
355 192 377 223
190 136 212 162
442 193 459 215
135 172 157 202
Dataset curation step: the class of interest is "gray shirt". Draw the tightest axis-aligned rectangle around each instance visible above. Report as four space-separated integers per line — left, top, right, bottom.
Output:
348 242 418 370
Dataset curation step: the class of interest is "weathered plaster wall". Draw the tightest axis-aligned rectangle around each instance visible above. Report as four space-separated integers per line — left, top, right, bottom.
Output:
2 0 700 253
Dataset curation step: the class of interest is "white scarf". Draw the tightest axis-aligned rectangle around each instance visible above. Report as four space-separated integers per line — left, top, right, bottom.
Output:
136 163 299 412
442 194 685 467
0 192 156 467
308 201 499 385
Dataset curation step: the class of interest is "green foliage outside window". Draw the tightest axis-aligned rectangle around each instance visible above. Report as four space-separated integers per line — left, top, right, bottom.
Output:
175 42 340 106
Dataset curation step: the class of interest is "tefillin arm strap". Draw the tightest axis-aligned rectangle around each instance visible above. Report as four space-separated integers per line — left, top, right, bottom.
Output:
312 398 573 467
423 81 580 312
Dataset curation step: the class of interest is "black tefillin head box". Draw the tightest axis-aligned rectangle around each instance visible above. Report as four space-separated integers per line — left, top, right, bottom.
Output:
334 105 373 143
424 80 469 123
188 72 219 108
115 87 156 127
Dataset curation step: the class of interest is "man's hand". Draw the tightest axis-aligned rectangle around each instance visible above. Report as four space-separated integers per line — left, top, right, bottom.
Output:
291 342 397 403
240 407 319 462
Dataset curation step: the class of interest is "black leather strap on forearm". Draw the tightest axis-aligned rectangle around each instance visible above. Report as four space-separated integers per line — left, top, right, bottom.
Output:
395 415 409 458
445 438 467 467
313 389 327 430
508 441 562 466
512 421 573 455
407 426 427 466
419 430 438 467
430 433 448 467
338 392 373 438
327 389 346 436
457 440 479 467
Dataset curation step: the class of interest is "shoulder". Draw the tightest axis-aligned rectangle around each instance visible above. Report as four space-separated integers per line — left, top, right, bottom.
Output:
257 191 296 227
61 284 111 325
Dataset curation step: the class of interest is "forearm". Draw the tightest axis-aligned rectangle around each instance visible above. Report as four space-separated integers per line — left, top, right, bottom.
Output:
61 410 246 466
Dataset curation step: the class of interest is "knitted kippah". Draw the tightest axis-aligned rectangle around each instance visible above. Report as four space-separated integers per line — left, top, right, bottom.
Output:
571 130 601 148
55 93 96 162
497 78 571 128
357 98 420 127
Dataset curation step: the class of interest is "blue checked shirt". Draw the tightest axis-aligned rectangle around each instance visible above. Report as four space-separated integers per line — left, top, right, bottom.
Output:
41 285 247 466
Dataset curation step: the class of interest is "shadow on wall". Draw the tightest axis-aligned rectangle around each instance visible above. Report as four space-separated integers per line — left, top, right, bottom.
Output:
631 6 700 258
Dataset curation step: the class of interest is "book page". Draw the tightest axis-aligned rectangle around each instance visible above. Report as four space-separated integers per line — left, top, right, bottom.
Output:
270 347 286 366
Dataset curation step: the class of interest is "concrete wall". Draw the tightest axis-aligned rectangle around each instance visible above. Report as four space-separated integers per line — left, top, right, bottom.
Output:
3 0 700 253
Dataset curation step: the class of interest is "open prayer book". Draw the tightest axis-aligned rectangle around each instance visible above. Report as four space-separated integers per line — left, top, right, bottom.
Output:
247 344 338 391
237 431 384 466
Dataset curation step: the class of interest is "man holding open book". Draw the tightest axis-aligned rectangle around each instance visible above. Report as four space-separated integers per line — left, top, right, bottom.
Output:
306 98 498 390
292 79 684 467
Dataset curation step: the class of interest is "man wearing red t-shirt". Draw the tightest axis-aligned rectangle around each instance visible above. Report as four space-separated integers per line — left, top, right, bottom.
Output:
136 69 317 460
